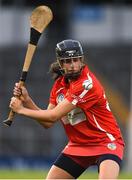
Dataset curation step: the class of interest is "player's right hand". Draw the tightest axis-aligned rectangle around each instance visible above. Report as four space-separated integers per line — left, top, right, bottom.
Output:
13 83 29 103
10 97 24 114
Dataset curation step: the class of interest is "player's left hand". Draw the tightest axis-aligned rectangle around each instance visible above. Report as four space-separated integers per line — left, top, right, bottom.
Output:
9 97 24 113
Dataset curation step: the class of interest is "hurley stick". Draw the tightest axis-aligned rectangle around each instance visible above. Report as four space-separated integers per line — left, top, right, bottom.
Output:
3 6 53 126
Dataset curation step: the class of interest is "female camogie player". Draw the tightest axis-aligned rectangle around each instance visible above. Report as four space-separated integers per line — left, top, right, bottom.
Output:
10 39 124 179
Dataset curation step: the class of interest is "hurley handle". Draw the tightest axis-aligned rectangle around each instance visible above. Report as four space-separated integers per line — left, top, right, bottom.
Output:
3 80 25 127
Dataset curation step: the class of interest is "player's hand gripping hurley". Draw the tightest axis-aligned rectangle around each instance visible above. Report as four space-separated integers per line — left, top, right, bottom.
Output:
3 6 53 127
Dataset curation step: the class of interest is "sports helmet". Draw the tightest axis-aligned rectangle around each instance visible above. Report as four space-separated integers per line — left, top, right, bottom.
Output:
55 39 84 80
56 39 83 60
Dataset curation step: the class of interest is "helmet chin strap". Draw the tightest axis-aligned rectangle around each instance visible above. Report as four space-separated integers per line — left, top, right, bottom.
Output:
64 71 81 80
57 57 85 80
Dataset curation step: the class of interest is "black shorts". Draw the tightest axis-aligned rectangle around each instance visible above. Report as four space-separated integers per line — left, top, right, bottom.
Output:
54 153 122 179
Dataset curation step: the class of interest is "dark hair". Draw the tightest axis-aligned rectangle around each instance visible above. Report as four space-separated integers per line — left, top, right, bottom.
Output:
49 61 63 80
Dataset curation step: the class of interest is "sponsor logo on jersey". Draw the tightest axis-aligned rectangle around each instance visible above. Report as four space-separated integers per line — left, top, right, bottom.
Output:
57 93 64 103
62 107 87 126
107 143 117 150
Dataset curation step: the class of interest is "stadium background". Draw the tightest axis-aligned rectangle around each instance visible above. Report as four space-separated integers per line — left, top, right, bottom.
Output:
0 0 131 178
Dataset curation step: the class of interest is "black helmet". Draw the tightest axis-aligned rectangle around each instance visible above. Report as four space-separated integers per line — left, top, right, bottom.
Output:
55 39 85 80
56 39 83 59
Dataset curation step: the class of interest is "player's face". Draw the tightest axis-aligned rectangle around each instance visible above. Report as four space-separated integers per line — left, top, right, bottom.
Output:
60 57 82 75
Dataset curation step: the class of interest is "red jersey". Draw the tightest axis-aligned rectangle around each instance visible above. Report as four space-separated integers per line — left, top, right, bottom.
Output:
49 65 124 158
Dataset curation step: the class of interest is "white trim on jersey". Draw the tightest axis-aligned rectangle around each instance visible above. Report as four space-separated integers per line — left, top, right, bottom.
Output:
56 87 65 94
79 89 89 99
69 72 116 141
93 114 115 141
71 73 92 105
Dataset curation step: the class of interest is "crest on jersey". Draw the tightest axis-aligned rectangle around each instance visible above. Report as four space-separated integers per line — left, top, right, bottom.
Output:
57 93 64 103
107 143 117 150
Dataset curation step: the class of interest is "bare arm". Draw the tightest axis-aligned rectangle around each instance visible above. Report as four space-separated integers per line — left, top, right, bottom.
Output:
37 103 56 128
10 97 75 126
13 83 59 128
23 96 40 110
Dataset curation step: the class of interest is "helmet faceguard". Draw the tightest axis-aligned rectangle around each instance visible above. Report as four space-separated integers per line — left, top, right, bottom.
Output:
56 39 84 80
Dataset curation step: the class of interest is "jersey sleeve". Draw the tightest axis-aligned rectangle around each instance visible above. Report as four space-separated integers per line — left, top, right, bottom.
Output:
66 74 100 109
49 82 57 105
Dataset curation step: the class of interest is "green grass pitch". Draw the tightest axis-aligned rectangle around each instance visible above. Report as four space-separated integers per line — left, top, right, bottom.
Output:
0 169 132 179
